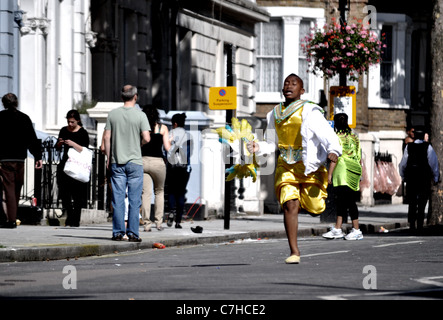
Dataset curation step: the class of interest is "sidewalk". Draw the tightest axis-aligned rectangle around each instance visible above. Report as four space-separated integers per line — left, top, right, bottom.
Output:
0 204 409 263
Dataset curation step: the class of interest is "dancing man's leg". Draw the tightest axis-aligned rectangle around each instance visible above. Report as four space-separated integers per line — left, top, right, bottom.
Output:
283 199 301 262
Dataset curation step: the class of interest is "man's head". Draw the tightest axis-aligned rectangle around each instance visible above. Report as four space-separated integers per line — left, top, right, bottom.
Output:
121 85 138 102
406 125 415 139
2 93 18 110
282 74 305 101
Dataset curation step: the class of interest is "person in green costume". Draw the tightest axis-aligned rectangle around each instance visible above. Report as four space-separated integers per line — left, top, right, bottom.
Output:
323 113 363 240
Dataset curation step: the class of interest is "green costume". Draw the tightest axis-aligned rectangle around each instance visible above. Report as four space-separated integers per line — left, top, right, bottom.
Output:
332 131 362 191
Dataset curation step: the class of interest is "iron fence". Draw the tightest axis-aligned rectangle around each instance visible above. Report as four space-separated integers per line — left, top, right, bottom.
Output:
28 137 109 217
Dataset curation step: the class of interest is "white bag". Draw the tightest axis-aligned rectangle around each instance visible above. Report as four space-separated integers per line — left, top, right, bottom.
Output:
167 132 188 168
63 148 93 183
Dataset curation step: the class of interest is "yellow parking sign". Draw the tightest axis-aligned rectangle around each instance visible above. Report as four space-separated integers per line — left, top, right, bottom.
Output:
209 87 237 110
329 86 357 128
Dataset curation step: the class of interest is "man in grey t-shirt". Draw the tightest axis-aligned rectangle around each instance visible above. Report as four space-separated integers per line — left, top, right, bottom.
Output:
104 85 151 242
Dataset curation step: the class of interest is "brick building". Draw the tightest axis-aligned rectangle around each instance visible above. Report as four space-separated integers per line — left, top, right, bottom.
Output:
255 0 433 207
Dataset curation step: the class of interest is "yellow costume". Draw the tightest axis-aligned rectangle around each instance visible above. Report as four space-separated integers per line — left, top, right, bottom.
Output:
274 102 329 214
213 118 259 182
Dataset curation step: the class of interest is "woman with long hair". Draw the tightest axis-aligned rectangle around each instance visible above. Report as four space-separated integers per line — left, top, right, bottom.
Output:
141 105 171 231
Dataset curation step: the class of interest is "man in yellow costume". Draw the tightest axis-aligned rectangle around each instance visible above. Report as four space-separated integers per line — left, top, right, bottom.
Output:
248 74 342 264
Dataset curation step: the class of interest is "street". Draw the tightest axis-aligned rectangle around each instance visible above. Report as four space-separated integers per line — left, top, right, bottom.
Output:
1 230 442 304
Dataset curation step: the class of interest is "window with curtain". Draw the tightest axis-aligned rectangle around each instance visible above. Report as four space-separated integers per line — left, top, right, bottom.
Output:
255 20 283 93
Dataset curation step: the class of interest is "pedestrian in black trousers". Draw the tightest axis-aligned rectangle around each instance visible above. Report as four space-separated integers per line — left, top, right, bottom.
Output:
56 110 90 227
0 93 43 228
399 127 440 232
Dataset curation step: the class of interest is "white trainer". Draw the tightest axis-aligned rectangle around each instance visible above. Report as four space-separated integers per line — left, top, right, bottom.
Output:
345 228 363 240
322 227 345 239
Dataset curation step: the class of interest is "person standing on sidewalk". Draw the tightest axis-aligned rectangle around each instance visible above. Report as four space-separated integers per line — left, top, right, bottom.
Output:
166 113 192 229
103 85 151 242
0 93 43 229
322 113 363 241
399 127 439 232
247 74 341 264
56 110 90 227
141 104 171 232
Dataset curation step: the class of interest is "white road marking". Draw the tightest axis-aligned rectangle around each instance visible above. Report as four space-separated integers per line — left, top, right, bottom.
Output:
413 276 443 287
373 240 424 248
319 288 443 300
302 250 349 258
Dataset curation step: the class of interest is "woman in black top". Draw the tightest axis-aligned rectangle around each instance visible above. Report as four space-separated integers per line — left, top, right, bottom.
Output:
141 105 171 231
56 110 90 227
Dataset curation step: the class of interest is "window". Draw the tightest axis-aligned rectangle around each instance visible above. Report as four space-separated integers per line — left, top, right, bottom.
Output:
255 20 283 93
368 14 411 109
380 25 393 100
254 7 325 103
298 20 311 93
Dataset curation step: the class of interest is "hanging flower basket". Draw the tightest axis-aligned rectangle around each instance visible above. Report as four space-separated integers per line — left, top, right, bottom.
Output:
302 18 386 82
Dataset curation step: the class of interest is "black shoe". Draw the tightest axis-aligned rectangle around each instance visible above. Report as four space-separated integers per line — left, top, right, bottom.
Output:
111 234 124 241
127 234 142 242
167 212 175 227
191 226 203 233
175 223 182 229
0 221 17 229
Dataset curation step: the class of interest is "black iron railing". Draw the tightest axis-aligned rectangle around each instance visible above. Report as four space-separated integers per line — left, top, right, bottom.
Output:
28 137 108 216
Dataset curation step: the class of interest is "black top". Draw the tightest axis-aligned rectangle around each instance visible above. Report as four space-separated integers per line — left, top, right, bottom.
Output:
57 126 90 164
141 124 164 158
406 142 431 180
0 109 42 162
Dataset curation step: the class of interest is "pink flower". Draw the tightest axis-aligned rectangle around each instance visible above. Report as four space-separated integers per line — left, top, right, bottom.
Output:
303 20 384 80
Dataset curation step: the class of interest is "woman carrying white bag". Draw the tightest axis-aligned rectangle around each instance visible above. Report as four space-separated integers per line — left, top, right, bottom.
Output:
56 110 90 227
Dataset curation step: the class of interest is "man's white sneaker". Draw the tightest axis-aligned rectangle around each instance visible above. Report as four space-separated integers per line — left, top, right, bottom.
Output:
322 227 345 239
345 228 363 240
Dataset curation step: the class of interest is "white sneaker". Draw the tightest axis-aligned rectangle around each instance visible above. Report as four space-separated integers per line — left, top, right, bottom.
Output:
345 228 363 240
322 227 345 239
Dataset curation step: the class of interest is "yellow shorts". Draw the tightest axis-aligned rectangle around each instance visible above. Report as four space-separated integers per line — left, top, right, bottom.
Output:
274 159 328 214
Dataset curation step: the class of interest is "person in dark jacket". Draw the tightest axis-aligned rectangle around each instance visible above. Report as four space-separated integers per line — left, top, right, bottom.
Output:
0 93 43 228
399 127 440 232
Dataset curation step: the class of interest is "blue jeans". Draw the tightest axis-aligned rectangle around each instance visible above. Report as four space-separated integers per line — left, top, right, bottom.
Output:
111 162 143 237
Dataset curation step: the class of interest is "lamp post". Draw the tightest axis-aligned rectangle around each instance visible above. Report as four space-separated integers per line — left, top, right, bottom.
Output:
338 0 351 86
321 0 351 223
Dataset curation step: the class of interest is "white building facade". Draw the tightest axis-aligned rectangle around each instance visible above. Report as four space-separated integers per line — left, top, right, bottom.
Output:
16 0 95 135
